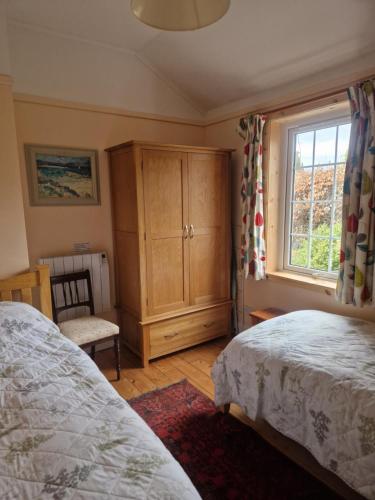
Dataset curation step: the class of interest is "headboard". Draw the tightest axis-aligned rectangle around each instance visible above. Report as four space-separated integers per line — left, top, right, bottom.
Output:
0 265 52 319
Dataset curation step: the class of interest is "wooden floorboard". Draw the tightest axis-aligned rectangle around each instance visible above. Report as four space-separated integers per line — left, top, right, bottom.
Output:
96 338 363 500
97 337 228 400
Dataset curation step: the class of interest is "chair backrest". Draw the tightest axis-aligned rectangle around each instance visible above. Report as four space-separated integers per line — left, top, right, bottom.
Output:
50 270 95 323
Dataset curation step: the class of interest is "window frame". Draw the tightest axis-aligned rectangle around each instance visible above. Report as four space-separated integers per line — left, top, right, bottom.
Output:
283 115 351 280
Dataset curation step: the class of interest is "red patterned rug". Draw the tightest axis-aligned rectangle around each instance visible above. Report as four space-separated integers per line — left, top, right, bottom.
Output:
129 379 342 500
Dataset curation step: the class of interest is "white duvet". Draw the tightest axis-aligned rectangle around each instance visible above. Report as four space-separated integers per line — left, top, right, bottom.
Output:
0 302 200 499
212 310 375 499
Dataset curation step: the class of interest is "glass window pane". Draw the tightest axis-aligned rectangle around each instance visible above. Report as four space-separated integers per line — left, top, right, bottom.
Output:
331 239 341 272
288 120 349 275
290 236 308 267
291 202 310 234
313 165 334 201
295 131 314 167
337 123 351 163
314 126 336 165
333 200 343 238
335 164 346 199
312 203 332 235
293 167 312 201
310 238 329 271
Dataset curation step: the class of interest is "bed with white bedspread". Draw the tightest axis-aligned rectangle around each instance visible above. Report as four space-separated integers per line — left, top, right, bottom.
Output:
212 310 375 499
0 302 200 499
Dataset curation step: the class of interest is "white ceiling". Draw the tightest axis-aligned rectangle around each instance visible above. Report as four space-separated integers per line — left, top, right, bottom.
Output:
6 0 375 112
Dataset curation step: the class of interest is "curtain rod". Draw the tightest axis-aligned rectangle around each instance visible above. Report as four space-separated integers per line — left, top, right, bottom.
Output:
262 88 347 117
238 74 375 122
237 88 347 130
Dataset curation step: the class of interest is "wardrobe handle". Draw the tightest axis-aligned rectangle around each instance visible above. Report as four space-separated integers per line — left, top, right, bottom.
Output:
203 321 214 328
189 224 195 238
183 224 188 239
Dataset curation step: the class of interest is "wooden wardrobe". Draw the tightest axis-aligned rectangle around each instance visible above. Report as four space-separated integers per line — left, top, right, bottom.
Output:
106 141 233 366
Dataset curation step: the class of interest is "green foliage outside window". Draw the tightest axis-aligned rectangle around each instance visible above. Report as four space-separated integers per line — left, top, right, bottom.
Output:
291 222 341 272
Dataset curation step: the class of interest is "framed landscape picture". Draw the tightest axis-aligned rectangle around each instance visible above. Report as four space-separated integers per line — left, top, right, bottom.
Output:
25 144 100 206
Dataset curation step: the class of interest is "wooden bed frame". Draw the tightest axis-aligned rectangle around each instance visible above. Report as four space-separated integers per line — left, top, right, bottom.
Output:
0 265 52 319
220 405 363 500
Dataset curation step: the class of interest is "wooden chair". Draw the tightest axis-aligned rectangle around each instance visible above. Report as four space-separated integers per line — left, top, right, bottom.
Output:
50 270 120 380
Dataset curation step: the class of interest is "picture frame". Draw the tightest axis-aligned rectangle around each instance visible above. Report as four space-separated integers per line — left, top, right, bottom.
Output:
24 144 100 206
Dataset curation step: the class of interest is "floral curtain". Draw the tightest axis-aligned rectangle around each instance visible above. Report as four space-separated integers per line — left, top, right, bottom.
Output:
238 114 267 280
337 80 375 306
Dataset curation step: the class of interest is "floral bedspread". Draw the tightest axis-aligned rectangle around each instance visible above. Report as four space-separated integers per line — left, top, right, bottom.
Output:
212 310 375 499
0 302 200 499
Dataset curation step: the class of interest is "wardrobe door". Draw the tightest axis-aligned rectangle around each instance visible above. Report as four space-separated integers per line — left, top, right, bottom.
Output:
142 149 189 315
188 152 230 305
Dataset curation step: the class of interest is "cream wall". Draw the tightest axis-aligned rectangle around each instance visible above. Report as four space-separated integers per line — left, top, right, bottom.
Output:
14 97 205 308
0 80 29 278
204 115 375 328
0 1 29 278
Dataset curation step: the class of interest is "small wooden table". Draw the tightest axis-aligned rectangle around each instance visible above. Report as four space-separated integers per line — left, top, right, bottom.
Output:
249 307 286 326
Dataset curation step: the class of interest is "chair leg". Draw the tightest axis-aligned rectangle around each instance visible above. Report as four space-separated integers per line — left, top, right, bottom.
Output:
91 345 95 360
114 336 121 380
220 403 230 414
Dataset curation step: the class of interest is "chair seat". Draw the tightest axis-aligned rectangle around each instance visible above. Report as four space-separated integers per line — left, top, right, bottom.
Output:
59 316 119 346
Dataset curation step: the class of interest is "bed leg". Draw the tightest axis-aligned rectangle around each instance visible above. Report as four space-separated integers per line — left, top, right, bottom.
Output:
220 403 230 414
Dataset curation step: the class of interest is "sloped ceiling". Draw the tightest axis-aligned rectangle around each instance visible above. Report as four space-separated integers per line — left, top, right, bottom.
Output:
6 0 375 114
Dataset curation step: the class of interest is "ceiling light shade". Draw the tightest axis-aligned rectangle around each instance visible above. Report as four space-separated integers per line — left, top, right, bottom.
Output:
131 0 230 31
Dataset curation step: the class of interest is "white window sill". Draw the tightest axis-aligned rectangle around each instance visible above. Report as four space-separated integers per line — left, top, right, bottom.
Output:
266 270 336 295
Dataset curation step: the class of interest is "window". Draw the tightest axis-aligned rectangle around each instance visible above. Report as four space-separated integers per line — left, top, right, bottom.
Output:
284 117 351 278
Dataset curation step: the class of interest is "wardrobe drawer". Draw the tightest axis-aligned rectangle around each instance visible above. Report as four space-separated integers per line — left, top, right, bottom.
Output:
149 305 230 358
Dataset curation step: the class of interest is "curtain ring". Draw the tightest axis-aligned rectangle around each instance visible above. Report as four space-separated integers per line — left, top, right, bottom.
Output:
239 117 247 130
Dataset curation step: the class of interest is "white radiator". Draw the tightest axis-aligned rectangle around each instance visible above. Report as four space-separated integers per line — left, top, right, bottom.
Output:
39 252 111 321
